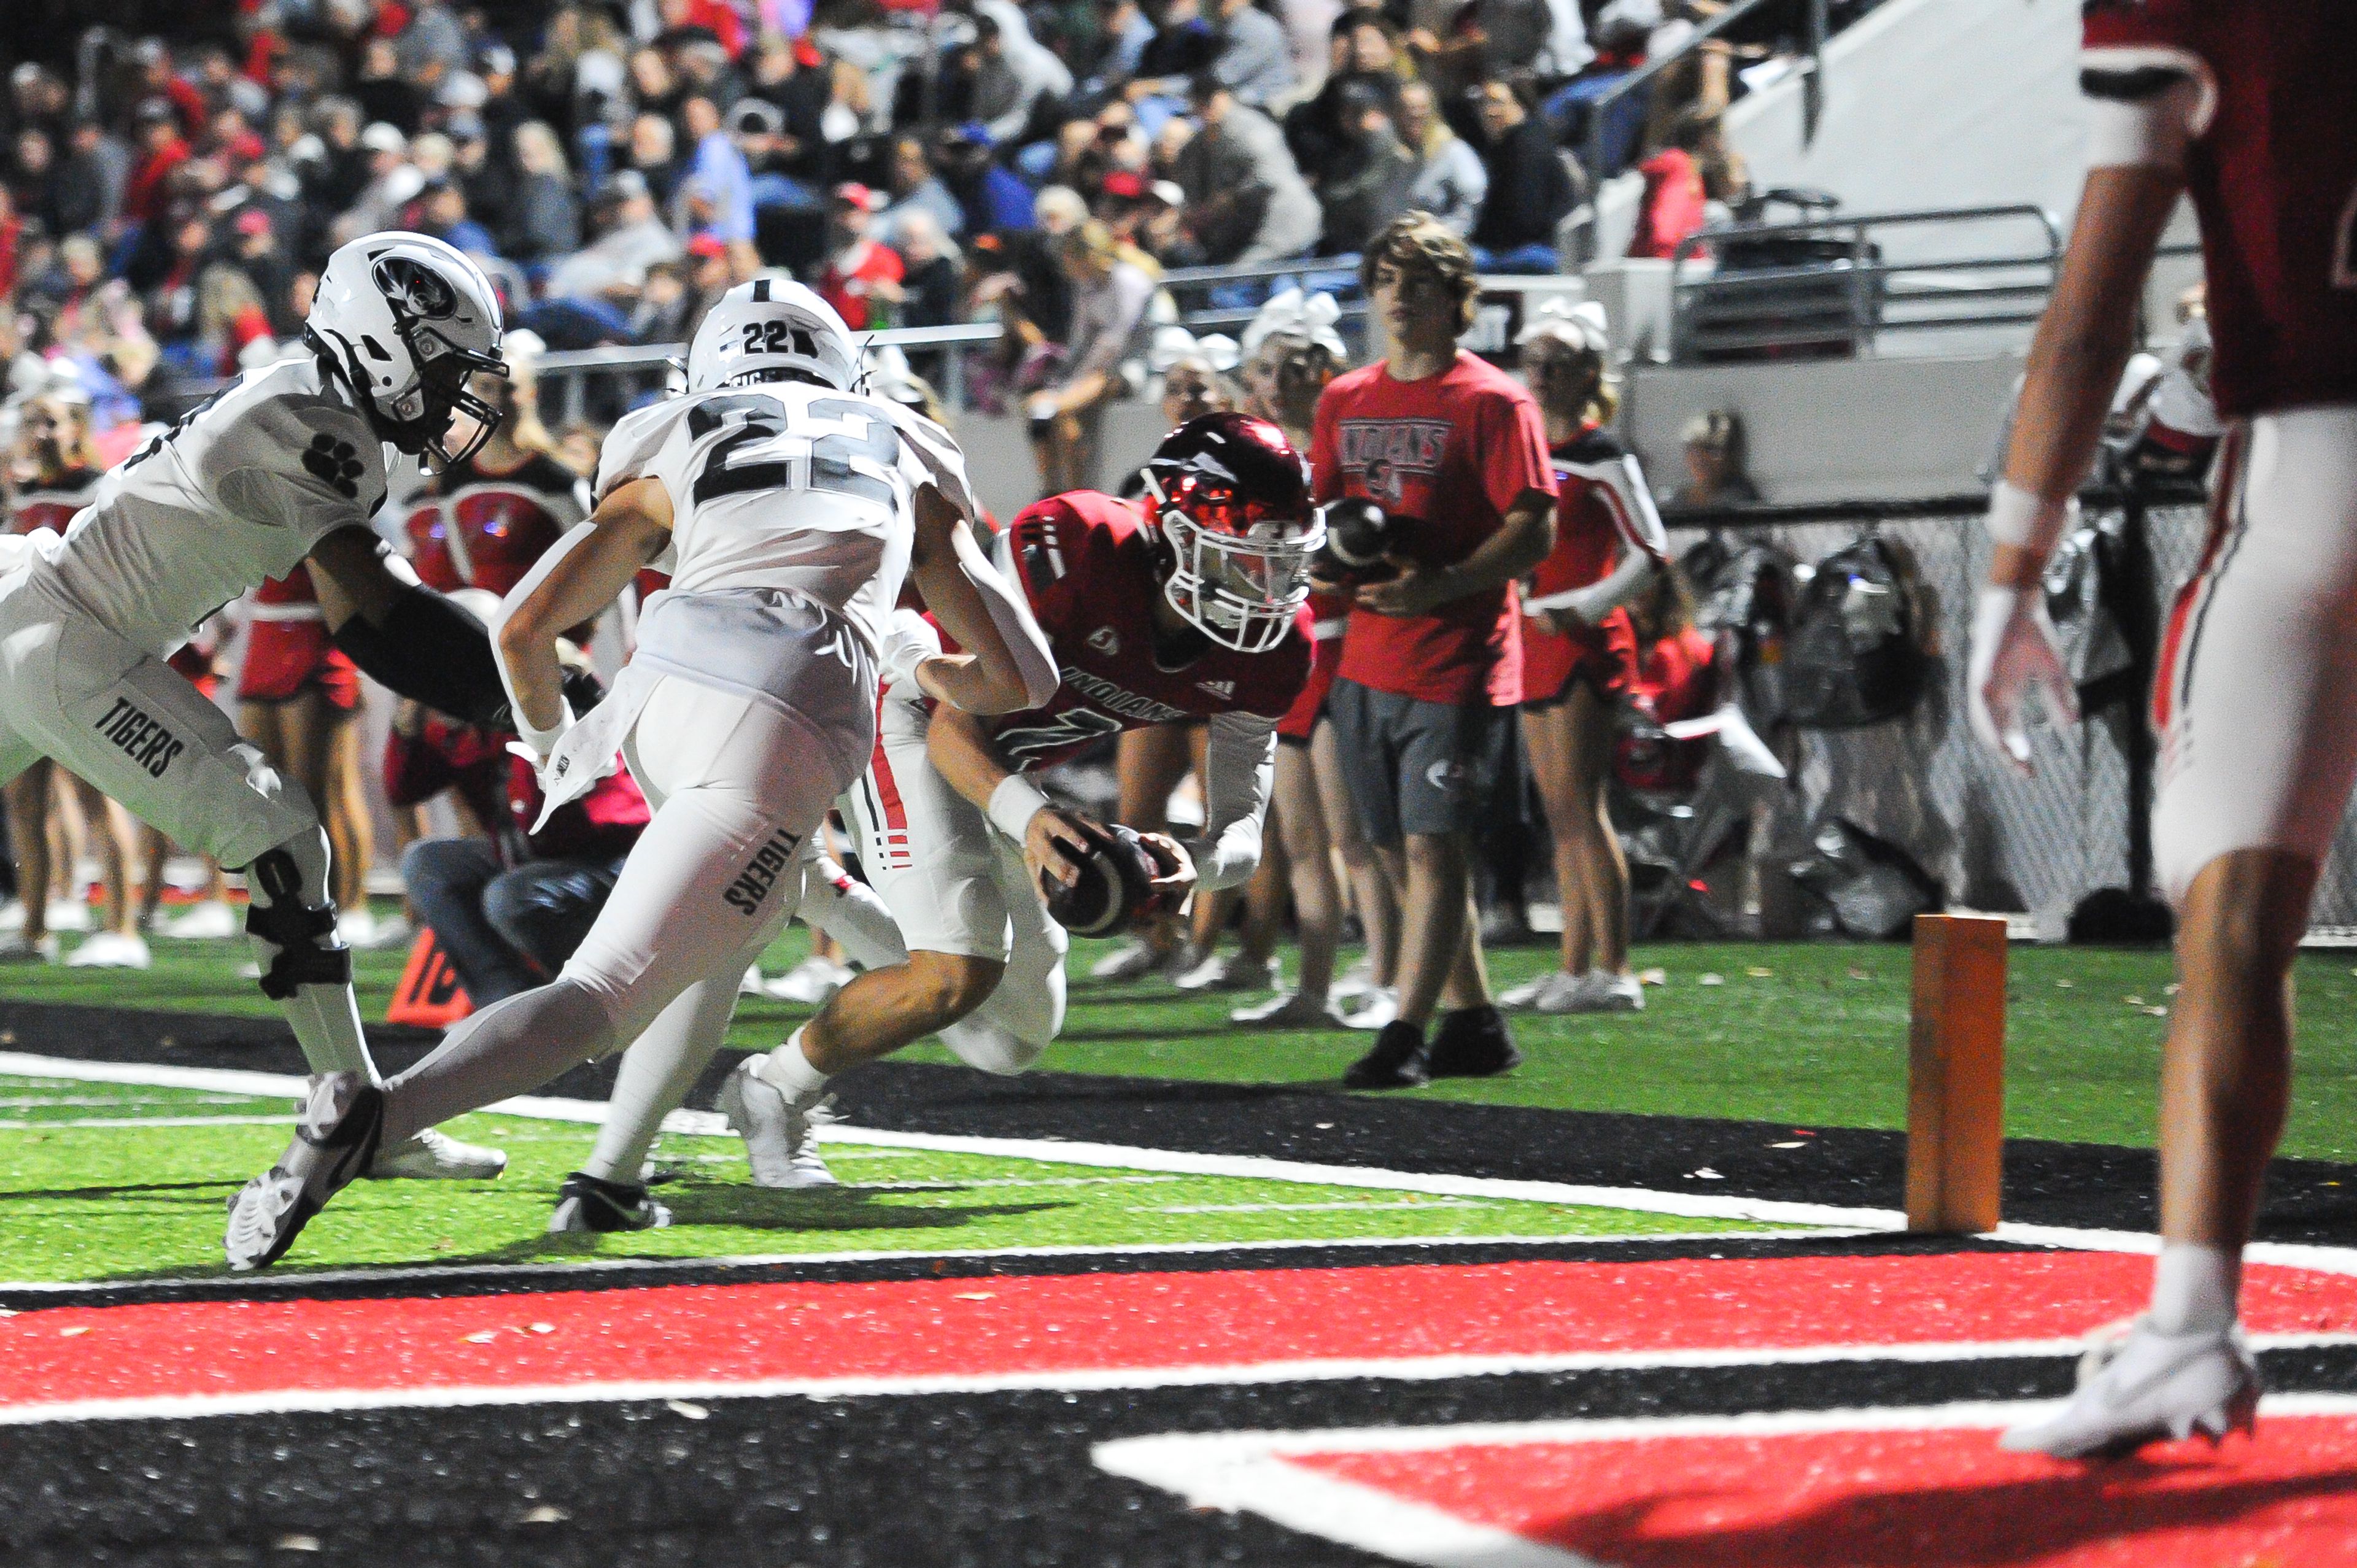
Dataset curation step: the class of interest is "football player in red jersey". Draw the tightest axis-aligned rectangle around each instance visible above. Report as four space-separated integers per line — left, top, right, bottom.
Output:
1309 212 1559 1090
1973 0 2357 1457
719 414 1318 1186
1508 299 1666 1018
2 389 147 966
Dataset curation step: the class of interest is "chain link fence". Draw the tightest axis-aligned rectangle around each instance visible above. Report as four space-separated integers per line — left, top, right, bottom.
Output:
1663 493 2357 937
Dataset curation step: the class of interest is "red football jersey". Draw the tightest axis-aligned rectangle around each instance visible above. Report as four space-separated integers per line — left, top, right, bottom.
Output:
970 490 1312 772
1309 350 1555 706
403 451 589 595
2082 0 2357 417
9 467 102 535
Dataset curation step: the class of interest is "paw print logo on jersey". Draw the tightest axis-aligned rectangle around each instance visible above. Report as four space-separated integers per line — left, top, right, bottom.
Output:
303 433 366 500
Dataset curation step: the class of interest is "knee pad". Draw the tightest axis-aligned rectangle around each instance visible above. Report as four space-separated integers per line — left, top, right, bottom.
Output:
242 839 350 1000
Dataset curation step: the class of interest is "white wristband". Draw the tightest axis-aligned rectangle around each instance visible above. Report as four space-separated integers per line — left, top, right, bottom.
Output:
514 697 575 762
1985 479 2073 556
987 773 1052 843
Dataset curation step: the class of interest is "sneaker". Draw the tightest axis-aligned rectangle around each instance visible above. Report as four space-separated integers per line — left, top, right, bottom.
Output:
368 1127 509 1180
1544 971 1646 1014
1498 970 1574 1010
764 955 852 1005
45 901 91 933
1999 1317 2262 1459
1341 987 1399 1031
361 911 414 950
334 907 377 948
0 932 59 964
739 964 765 996
1342 1020 1430 1090
548 1171 671 1233
1090 938 1175 983
1427 1004 1522 1077
65 931 152 970
716 1056 840 1189
162 902 240 941
1230 990 1350 1029
1174 951 1280 993
224 1073 384 1271
1329 957 1379 1004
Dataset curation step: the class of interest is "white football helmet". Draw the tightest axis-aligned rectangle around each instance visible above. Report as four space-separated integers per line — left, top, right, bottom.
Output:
687 277 858 395
307 232 506 465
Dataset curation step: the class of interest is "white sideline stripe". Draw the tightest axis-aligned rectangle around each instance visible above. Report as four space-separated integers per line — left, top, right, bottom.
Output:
10 1340 2355 1430
0 1116 298 1130
0 1229 1849 1297
10 1052 2357 1272
1093 1394 2357 1568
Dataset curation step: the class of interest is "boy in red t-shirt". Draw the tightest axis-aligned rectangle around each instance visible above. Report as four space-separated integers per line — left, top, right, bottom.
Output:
1308 214 1559 1088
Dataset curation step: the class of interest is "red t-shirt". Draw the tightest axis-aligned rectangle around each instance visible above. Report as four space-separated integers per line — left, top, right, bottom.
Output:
943 489 1310 771
1310 350 1555 706
1628 147 1708 261
818 239 905 332
2081 0 2357 417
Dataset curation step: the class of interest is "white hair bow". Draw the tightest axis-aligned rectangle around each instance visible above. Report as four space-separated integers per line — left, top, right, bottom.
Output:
1149 326 1240 374
1242 286 1346 361
1516 295 1611 353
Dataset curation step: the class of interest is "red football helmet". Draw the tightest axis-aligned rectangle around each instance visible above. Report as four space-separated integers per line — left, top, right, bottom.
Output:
1140 413 1323 654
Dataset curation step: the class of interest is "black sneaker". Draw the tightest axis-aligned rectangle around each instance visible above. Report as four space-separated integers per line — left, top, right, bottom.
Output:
1426 1004 1522 1078
548 1171 672 1234
1343 1021 1430 1089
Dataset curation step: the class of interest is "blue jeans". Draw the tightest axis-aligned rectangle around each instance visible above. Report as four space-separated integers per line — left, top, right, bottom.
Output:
403 837 629 1006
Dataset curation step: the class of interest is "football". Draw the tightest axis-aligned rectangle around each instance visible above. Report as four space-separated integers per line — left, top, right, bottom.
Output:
1310 497 1397 587
1042 821 1164 938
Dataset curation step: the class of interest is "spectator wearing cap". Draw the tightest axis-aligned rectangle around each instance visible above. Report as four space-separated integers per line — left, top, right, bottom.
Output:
817 182 905 331
354 36 425 137
1666 407 1760 509
1398 80 1485 236
935 123 1035 236
1173 75 1320 265
123 101 192 228
880 134 964 245
1469 77 1576 274
1209 0 1297 108
679 96 755 246
505 122 581 261
301 99 373 219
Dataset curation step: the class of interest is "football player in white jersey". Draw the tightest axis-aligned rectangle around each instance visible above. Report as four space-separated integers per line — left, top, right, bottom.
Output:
0 231 529 1180
224 278 1059 1268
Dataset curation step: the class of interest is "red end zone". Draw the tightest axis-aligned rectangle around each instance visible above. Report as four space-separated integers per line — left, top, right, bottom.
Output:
1100 1400 2357 1568
3 1249 2355 1417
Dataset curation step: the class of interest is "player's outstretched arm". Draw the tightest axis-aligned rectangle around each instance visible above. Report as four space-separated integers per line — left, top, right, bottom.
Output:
308 526 513 729
926 704 1097 890
492 477 673 753
905 487 1060 714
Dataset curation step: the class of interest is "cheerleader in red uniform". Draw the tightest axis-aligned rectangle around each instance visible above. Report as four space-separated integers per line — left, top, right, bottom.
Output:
1 390 149 966
1508 303 1666 1015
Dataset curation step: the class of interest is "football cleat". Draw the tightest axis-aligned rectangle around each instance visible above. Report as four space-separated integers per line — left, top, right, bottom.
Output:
1498 970 1577 1011
1542 971 1645 1014
1999 1316 2262 1459
225 1073 384 1270
368 1127 508 1180
161 902 241 941
717 1057 840 1189
1343 1021 1430 1090
548 1171 671 1233
65 931 152 970
1426 1004 1521 1078
1230 989 1350 1029
1089 937 1175 983
1174 951 1281 994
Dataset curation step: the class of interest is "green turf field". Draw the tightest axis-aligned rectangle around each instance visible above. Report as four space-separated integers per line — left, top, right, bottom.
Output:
0 1072 1763 1285
11 916 2357 1162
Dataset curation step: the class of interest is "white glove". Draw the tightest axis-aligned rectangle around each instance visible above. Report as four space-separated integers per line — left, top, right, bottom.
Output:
880 608 943 692
1967 585 2078 774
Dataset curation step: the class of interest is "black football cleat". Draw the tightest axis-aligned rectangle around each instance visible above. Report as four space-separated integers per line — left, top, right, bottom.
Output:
1426 1003 1522 1078
548 1171 673 1233
1343 1021 1431 1089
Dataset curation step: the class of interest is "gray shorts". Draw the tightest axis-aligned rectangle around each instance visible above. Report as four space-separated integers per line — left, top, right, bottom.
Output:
1326 676 1514 846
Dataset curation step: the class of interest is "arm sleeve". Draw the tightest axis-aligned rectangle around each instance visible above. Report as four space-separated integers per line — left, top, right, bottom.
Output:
1182 712 1277 891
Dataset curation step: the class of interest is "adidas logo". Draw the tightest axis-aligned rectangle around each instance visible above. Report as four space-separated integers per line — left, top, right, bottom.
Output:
1086 627 1120 655
1197 679 1234 700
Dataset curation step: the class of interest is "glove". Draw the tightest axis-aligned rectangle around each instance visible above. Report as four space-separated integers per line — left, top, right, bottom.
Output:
1967 585 2078 774
880 608 943 692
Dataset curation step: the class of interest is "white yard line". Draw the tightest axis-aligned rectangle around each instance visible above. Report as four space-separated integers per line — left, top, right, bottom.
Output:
0 1116 297 1130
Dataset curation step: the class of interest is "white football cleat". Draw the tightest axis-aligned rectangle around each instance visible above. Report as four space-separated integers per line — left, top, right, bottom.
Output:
1540 971 1646 1014
163 901 241 940
1175 951 1281 994
1230 990 1350 1029
1999 1316 2262 1459
368 1127 508 1180
1342 986 1399 1031
765 955 852 1005
225 1073 384 1270
738 964 765 996
66 931 152 970
1500 970 1582 1010
548 1171 671 1232
717 1056 839 1189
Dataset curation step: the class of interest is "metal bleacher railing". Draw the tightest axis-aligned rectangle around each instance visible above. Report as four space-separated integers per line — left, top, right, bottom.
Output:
1666 203 2063 361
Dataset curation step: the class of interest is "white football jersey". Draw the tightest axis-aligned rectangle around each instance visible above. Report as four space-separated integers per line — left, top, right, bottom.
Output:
595 380 977 658
30 357 388 658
